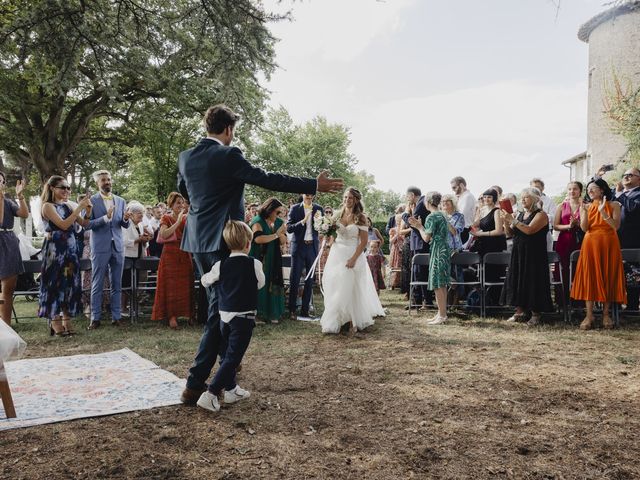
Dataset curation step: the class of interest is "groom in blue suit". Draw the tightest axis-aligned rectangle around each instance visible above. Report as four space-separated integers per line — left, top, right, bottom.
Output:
287 194 323 319
177 104 343 405
86 170 131 329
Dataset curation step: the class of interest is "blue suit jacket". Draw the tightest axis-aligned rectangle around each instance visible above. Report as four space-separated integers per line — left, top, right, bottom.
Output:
402 195 430 252
618 186 640 249
286 202 323 255
178 138 317 254
87 193 129 254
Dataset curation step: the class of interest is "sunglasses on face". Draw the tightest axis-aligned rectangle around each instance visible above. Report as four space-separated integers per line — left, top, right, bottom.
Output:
55 185 71 191
623 173 639 179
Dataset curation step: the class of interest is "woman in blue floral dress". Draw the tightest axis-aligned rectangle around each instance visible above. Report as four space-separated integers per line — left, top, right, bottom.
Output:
409 192 451 325
38 176 94 336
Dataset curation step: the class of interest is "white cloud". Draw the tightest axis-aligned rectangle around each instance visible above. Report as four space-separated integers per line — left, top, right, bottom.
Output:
350 81 588 197
265 0 416 62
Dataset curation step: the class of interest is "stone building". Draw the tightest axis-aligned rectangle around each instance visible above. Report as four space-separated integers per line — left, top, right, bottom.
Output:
564 1 640 182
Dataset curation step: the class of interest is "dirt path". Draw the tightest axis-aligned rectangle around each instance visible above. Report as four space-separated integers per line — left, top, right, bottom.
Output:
2 293 639 479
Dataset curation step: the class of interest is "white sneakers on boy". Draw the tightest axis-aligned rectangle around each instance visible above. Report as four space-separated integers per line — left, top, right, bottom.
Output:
196 391 220 412
224 385 251 404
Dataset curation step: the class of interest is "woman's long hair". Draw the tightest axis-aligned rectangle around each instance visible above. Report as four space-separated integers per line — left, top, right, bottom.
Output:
258 197 284 219
336 187 366 225
40 175 65 205
585 178 613 202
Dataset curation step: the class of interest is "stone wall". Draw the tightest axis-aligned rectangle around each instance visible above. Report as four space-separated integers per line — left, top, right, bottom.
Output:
585 9 640 174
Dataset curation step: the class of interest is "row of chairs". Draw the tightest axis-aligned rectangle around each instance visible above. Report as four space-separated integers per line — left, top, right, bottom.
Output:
11 257 163 323
11 254 311 323
409 248 640 321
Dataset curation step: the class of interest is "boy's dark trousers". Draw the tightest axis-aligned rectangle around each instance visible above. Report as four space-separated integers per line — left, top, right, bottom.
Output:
207 315 255 395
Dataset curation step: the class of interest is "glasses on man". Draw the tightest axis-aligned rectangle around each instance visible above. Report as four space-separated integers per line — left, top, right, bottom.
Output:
623 173 639 179
55 185 71 191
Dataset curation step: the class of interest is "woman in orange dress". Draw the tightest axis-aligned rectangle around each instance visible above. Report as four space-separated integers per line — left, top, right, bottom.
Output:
151 192 194 329
570 179 626 330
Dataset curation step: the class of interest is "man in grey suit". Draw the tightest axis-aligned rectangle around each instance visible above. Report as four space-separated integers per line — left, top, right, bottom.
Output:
178 104 343 404
86 170 131 329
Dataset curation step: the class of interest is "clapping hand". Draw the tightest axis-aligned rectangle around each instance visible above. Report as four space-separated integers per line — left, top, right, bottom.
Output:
502 211 514 225
276 223 287 237
107 205 115 220
15 179 25 197
407 215 423 230
79 196 92 210
177 209 185 223
123 210 132 221
598 198 607 214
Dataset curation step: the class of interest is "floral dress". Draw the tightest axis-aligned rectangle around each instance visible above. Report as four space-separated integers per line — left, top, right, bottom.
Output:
38 203 82 321
423 211 451 290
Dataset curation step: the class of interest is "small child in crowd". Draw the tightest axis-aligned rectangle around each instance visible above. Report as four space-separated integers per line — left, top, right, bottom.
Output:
196 220 265 413
366 240 386 295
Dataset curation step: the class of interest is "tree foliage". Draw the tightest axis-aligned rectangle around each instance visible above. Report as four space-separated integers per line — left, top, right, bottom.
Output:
246 107 402 220
605 74 640 164
0 0 282 180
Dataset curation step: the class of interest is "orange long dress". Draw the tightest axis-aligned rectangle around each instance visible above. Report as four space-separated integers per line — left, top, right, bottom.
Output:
151 215 194 321
570 201 627 304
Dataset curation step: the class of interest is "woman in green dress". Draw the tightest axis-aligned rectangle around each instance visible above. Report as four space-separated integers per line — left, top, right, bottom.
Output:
250 197 288 324
408 192 451 325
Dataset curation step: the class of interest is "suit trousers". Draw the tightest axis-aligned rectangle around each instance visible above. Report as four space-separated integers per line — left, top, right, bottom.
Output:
208 315 255 395
187 251 223 391
90 244 125 322
288 243 317 315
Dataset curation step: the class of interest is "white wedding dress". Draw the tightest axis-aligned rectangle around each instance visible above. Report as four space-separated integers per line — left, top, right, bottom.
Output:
320 223 385 333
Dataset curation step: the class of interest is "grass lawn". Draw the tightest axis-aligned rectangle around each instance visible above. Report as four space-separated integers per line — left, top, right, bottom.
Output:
1 291 639 479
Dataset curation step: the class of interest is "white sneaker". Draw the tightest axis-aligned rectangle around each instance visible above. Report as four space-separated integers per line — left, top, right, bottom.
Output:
224 385 251 404
196 391 220 412
428 315 447 325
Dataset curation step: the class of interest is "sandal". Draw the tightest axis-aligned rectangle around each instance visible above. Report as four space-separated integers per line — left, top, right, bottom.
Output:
506 313 526 323
169 317 179 330
62 317 76 335
50 318 70 337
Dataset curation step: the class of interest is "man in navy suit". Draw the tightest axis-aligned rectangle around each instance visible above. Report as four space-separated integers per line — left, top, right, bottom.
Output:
177 104 343 404
286 194 323 319
86 170 131 329
402 186 432 309
616 167 640 310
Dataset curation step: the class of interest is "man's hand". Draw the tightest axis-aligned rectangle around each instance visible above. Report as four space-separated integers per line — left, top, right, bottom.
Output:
123 210 132 221
107 206 115 220
316 170 344 193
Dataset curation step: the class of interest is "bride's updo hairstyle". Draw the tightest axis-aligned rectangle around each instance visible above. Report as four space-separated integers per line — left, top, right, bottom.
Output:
338 187 367 225
424 191 442 208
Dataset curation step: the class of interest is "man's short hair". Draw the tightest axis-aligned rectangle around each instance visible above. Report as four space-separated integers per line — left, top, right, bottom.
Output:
450 176 466 186
223 220 253 251
406 186 421 197
530 177 544 189
93 170 111 182
204 104 240 134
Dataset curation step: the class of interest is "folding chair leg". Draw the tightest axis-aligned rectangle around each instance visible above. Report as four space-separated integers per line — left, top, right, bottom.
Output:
0 363 16 419
408 285 413 316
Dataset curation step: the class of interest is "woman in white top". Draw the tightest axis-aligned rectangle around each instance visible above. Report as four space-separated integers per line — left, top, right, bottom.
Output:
320 187 385 334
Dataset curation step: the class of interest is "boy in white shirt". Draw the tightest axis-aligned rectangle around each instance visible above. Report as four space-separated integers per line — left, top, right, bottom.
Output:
197 220 265 413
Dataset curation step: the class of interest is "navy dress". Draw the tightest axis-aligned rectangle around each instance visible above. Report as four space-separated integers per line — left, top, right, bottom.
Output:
38 203 82 320
0 198 24 279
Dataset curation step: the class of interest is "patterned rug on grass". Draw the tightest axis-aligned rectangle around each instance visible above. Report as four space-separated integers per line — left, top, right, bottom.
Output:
0 348 183 431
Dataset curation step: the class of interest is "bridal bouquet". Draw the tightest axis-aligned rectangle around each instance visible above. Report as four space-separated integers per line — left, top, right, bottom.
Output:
314 211 338 238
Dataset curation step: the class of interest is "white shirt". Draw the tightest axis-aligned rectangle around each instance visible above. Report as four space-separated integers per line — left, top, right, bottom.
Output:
457 190 476 228
302 203 314 241
201 252 266 323
123 222 147 258
540 194 557 228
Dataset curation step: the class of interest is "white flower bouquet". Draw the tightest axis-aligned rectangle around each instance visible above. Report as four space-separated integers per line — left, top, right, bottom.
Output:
313 211 338 238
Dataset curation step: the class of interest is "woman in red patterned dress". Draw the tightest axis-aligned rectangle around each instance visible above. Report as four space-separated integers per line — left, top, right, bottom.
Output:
151 192 194 329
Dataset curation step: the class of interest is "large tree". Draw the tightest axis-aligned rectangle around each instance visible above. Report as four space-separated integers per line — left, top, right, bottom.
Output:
0 0 282 180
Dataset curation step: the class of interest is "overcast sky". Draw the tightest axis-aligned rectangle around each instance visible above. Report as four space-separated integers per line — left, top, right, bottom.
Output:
262 0 609 197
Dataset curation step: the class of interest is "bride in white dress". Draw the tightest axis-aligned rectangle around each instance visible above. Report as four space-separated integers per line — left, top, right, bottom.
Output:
320 187 385 334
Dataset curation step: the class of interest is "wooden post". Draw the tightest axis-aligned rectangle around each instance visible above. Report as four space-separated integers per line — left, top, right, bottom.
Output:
0 360 17 418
